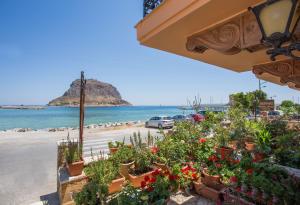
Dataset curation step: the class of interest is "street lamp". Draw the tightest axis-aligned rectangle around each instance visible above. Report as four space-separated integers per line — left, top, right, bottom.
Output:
252 0 300 60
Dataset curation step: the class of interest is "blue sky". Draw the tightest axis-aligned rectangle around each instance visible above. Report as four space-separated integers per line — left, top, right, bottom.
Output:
0 0 299 106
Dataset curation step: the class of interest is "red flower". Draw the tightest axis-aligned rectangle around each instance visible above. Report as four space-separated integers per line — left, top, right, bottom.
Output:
246 191 252 196
208 155 218 162
190 167 197 172
181 166 190 173
151 147 158 154
192 173 198 180
230 176 238 183
141 181 146 188
149 177 156 183
152 169 160 176
215 163 222 168
199 138 207 143
246 168 254 175
236 187 241 192
144 175 150 182
147 186 154 192
169 174 177 181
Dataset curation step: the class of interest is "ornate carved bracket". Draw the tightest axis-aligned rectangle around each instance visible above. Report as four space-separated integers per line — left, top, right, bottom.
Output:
186 12 264 55
253 59 300 88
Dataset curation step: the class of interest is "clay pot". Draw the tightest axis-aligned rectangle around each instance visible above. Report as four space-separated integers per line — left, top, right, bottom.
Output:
202 168 220 188
66 159 84 176
215 147 233 160
119 161 134 179
109 147 119 154
128 169 154 188
108 175 125 194
193 179 221 202
154 162 169 171
245 142 256 151
253 152 266 162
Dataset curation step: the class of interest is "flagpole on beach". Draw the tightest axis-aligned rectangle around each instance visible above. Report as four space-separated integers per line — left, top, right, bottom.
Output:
79 71 86 157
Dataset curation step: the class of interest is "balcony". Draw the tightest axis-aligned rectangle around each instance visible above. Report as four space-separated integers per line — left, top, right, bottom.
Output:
136 0 300 91
143 0 164 17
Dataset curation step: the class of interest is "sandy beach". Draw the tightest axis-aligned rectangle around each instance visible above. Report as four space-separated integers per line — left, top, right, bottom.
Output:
0 124 161 205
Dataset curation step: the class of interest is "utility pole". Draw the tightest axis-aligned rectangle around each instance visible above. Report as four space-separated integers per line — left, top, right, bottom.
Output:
259 79 267 91
79 71 86 157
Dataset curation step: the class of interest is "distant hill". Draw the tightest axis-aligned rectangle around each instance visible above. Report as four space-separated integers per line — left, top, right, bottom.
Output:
48 79 131 106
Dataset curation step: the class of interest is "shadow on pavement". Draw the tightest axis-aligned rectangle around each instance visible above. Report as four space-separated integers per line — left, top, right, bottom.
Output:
40 192 59 205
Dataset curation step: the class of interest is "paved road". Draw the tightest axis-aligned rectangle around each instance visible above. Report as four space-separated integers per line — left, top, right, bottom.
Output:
0 126 160 205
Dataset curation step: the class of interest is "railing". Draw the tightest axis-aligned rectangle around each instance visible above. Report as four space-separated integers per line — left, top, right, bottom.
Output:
143 0 164 17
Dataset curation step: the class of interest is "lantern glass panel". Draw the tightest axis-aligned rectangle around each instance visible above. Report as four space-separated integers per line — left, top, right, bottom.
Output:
259 0 293 37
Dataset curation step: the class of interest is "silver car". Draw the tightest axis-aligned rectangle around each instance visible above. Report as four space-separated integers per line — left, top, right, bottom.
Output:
145 116 174 129
172 115 192 122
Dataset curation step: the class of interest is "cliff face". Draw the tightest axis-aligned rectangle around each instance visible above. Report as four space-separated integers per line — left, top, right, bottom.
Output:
48 79 130 106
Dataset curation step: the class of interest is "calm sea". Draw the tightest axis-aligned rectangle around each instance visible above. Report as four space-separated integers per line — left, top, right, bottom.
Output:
0 106 195 131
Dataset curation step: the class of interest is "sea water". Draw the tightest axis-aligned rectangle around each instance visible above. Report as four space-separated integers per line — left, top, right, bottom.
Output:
0 106 194 130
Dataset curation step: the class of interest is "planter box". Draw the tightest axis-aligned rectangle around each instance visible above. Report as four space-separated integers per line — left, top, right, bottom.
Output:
66 160 84 177
193 179 221 202
119 161 134 179
202 169 221 188
128 169 154 188
108 175 125 194
221 188 256 205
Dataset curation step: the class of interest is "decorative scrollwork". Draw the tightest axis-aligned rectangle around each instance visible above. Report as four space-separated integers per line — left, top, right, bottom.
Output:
253 60 300 88
186 12 263 55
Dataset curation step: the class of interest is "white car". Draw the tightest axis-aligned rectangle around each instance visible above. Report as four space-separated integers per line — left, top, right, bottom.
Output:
145 116 174 129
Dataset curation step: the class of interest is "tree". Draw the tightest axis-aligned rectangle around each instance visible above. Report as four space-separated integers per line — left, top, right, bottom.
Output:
280 100 295 117
230 90 267 114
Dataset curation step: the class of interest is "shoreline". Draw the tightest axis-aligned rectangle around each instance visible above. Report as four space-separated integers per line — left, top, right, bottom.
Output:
0 120 145 133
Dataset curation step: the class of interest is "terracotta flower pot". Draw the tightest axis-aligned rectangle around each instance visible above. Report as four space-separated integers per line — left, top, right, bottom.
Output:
109 147 119 154
215 147 233 160
108 175 125 194
66 159 84 176
119 161 134 179
128 169 154 188
193 179 221 202
202 168 220 188
253 152 265 162
245 142 256 151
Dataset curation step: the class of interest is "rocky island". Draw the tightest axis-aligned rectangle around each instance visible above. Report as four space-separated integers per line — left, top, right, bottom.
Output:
48 79 130 106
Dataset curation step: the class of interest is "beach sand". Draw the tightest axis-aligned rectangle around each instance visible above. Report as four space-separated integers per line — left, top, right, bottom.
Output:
0 124 161 205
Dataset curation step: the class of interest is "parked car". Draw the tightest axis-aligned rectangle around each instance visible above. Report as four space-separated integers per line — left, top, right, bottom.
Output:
145 116 174 129
188 114 205 122
172 115 192 122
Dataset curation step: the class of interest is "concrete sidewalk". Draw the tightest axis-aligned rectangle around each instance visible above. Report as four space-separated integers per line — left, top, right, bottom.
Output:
0 126 159 205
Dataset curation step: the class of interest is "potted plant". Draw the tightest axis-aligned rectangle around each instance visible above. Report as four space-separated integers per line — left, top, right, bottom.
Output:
85 159 125 194
253 129 271 161
139 168 177 204
215 125 233 160
108 140 124 154
128 149 155 188
65 138 84 176
110 146 134 178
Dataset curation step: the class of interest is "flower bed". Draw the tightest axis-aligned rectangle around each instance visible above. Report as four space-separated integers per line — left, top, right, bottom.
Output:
71 108 300 205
